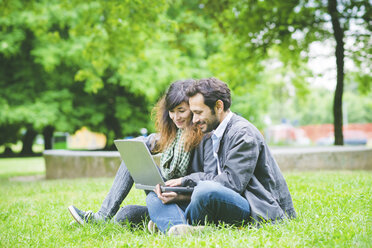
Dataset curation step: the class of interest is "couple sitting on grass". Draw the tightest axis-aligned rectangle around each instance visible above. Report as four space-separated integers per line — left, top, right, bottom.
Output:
68 77 296 236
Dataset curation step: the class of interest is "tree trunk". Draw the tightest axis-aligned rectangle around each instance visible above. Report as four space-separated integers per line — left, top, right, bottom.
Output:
43 125 55 150
328 0 344 145
21 127 37 155
104 111 122 151
3 146 13 155
103 86 123 150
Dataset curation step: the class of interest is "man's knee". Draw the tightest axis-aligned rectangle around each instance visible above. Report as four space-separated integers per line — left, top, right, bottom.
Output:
191 181 224 204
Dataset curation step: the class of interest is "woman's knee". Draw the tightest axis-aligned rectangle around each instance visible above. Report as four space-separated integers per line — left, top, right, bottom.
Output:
114 205 148 225
145 191 157 204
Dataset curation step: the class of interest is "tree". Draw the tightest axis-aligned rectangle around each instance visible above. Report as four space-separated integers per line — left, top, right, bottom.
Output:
0 19 81 154
0 0 217 153
67 79 151 149
201 0 371 145
0 0 170 153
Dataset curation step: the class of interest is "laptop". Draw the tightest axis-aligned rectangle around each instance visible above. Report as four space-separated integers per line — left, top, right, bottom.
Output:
114 139 193 193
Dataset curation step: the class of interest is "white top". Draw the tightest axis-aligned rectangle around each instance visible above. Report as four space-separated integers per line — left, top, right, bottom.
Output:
211 111 233 174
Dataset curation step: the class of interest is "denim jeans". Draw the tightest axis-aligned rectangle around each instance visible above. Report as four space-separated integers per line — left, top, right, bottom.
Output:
96 161 135 219
146 192 189 233
146 180 251 233
114 205 149 225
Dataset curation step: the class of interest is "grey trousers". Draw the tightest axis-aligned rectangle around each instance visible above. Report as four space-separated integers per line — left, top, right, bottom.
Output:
97 161 149 225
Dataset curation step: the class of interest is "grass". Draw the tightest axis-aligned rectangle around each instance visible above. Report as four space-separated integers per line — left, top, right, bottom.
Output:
0 157 371 247
0 157 45 178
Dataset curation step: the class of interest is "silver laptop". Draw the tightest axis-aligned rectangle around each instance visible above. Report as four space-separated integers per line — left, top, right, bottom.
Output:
114 139 193 193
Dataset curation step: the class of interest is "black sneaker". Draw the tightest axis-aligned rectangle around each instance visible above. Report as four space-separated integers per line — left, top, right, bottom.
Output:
68 205 95 225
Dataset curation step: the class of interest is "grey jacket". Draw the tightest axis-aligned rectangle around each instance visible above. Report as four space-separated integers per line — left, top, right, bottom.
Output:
182 113 296 224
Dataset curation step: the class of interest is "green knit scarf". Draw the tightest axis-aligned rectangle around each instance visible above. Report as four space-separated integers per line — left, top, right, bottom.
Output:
160 129 191 180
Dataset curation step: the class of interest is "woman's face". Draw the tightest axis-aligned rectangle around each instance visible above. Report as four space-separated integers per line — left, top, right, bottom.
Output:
169 101 192 129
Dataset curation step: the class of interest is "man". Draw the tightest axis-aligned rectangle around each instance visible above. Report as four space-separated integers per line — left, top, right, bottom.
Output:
146 77 296 235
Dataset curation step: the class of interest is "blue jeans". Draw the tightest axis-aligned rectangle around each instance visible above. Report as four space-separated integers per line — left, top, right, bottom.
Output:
97 161 134 219
146 181 251 233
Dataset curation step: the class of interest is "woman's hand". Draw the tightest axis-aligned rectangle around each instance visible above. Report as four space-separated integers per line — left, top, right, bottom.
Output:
154 180 191 204
154 184 178 204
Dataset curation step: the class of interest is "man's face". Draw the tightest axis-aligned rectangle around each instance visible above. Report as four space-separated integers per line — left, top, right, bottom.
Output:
189 93 220 133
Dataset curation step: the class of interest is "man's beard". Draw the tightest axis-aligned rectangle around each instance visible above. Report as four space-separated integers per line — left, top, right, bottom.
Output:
202 116 220 133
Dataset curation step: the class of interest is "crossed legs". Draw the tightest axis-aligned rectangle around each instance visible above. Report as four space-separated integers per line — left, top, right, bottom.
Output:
146 180 251 233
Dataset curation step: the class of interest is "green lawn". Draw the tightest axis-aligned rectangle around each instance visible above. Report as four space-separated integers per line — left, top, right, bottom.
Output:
0 157 371 247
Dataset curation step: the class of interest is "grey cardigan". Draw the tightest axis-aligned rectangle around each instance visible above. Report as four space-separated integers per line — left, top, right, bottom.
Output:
182 113 296 224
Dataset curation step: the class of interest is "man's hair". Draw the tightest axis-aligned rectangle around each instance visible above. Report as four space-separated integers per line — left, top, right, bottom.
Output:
186 77 231 112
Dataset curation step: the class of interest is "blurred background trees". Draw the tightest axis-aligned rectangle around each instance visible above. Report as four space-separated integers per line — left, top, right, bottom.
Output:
0 0 371 155
200 0 371 145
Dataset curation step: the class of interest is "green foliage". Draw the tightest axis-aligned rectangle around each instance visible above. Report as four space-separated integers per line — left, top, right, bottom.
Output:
291 87 334 125
344 92 372 123
0 0 370 152
6 0 168 95
268 85 372 126
0 0 171 149
201 0 371 127
231 84 271 129
343 78 372 123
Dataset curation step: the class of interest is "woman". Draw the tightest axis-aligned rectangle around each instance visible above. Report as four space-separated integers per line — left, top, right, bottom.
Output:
68 79 203 226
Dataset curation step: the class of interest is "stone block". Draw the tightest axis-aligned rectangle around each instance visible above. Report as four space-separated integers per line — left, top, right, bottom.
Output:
272 146 372 171
43 146 372 179
43 150 161 179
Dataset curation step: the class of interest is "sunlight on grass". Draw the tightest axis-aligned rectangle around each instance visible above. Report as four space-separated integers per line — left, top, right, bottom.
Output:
0 158 371 247
0 157 45 178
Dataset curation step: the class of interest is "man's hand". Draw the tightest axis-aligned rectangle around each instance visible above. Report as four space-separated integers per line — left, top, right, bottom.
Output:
165 178 182 187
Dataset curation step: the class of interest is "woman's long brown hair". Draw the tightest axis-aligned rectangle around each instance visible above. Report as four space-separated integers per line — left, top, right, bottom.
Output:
152 80 203 153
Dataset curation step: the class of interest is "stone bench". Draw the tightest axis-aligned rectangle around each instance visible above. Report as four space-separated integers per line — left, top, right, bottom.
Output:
271 146 372 171
43 150 161 179
43 146 372 179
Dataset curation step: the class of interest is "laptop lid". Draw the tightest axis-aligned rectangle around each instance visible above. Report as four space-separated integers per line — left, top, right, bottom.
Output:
114 139 193 193
114 140 165 189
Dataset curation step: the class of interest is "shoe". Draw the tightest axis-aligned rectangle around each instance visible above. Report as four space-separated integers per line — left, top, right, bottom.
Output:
147 220 158 234
68 205 95 225
69 220 77 226
167 224 205 236
69 220 81 228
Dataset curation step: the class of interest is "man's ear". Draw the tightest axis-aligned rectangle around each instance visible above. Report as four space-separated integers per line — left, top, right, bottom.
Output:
214 100 224 113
